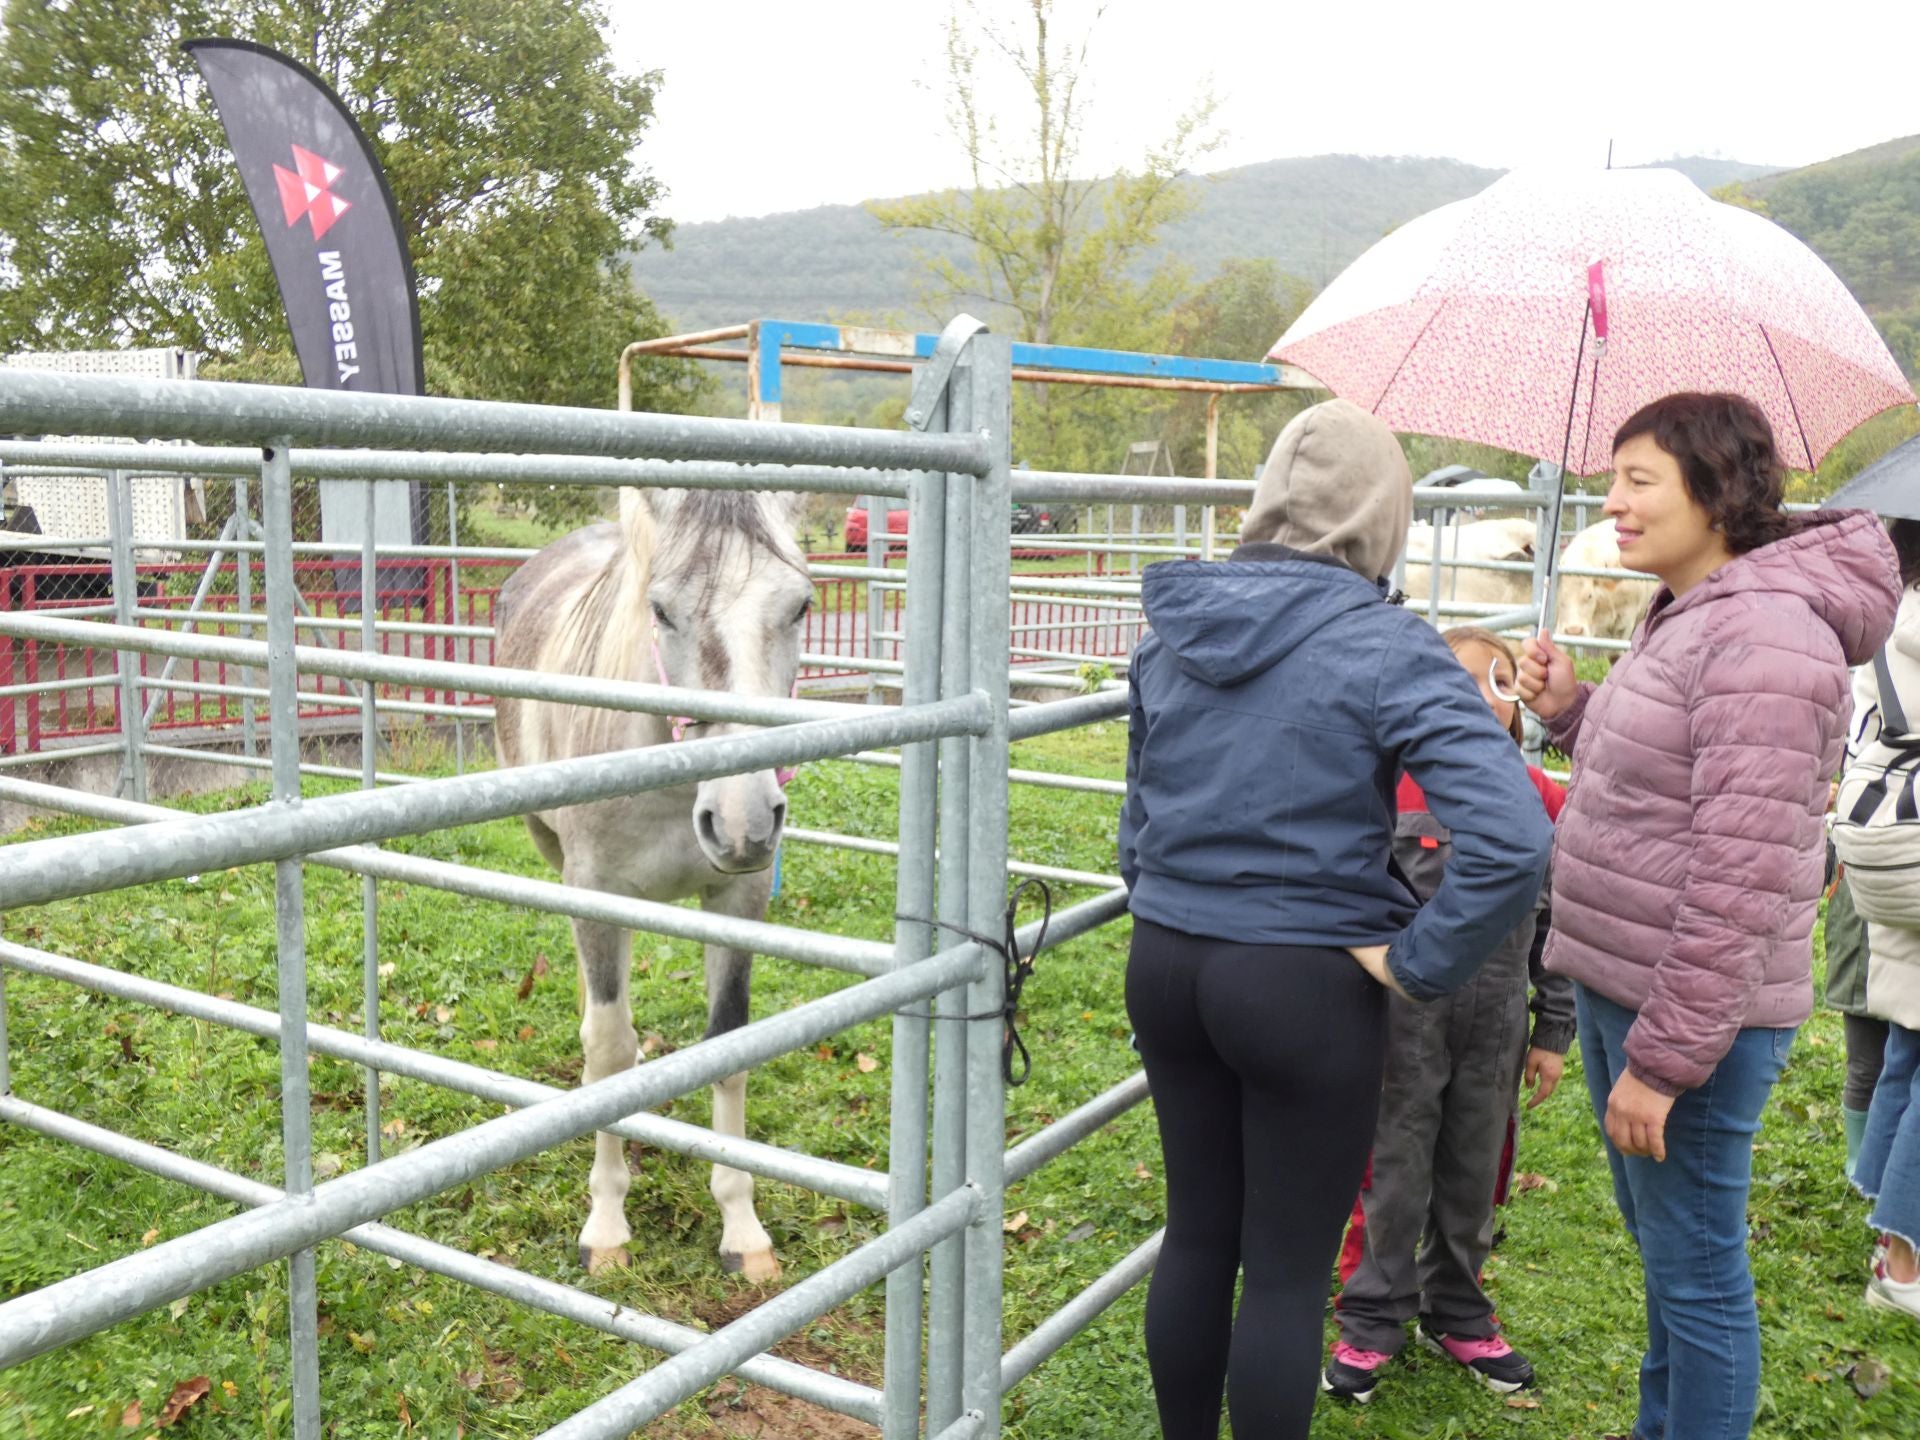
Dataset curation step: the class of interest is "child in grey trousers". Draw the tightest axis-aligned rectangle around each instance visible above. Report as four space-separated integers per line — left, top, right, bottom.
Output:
1324 627 1572 1404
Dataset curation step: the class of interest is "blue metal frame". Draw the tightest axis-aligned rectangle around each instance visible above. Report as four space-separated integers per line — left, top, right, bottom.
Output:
751 318 1305 409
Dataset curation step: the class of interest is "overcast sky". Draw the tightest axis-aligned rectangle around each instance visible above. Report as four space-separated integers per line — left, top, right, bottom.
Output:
609 0 1918 225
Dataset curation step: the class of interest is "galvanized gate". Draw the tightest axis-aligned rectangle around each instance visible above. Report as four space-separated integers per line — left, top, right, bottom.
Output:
0 317 1597 1437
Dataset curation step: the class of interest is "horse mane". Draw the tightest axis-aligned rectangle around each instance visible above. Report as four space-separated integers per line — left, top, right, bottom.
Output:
544 489 801 689
548 493 658 686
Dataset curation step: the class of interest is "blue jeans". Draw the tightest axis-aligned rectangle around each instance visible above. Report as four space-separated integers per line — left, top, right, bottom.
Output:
1576 984 1796 1440
1855 1021 1920 1244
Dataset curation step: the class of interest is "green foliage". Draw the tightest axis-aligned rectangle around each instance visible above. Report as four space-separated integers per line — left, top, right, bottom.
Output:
1161 258 1314 480
868 0 1218 473
0 0 704 531
1720 138 1920 378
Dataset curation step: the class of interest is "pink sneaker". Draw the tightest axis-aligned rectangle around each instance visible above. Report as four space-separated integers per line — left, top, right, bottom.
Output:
1417 1320 1536 1393
1321 1340 1392 1403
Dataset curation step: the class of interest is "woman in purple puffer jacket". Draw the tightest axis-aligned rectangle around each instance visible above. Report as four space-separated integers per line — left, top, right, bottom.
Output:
1518 392 1899 1440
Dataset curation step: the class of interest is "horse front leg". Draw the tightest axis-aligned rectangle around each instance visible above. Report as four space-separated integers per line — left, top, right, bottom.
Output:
572 916 638 1274
703 871 780 1282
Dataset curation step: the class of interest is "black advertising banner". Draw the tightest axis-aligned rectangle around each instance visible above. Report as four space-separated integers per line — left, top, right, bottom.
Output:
185 38 423 396
185 38 426 582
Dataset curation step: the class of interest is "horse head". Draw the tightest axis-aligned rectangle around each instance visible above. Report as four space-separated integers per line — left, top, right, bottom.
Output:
633 487 812 874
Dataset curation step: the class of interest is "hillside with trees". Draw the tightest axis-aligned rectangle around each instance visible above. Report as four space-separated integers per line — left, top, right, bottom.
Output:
629 154 1777 333
1725 135 1920 376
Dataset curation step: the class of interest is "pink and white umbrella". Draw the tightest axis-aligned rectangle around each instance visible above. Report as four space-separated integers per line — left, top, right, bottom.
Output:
1269 167 1914 476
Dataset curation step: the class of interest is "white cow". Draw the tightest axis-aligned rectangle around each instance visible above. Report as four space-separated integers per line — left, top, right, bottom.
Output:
1553 519 1658 642
1400 517 1537 609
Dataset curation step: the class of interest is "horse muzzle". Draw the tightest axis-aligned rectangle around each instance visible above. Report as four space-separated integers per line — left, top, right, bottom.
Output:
692 775 787 874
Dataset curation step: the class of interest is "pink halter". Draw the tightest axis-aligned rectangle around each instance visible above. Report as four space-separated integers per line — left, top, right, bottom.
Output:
652 627 798 788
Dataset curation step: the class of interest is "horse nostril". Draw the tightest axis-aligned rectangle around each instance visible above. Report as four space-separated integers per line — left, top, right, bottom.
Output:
770 799 787 834
696 807 723 855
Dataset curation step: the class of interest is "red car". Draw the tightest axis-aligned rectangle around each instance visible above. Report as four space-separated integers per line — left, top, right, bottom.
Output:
843 503 910 552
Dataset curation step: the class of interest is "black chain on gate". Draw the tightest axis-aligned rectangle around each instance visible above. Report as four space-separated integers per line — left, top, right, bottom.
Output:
893 877 1053 1087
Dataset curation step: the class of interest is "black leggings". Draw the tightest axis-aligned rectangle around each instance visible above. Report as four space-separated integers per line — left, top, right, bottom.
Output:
1126 918 1388 1439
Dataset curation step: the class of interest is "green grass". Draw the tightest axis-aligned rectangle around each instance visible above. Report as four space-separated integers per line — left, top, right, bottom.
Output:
1 720 1917 1438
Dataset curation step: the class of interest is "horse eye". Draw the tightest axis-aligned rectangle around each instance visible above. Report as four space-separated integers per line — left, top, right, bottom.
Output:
650 602 674 631
792 598 813 626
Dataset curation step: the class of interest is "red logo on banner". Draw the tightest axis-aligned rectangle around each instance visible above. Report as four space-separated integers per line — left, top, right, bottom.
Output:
273 145 352 240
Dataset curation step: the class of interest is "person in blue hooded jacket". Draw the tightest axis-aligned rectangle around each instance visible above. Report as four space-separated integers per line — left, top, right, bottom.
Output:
1118 398 1555 1440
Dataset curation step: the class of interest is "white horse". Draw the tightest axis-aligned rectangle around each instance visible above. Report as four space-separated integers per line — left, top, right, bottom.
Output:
492 488 812 1279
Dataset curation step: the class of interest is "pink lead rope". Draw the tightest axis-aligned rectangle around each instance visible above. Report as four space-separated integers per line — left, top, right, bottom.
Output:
651 627 798 787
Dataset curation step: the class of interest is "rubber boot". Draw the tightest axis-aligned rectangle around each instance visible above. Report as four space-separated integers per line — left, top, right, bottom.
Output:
1845 1105 1872 1180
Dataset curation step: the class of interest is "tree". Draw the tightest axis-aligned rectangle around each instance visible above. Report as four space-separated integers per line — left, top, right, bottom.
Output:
870 0 1217 471
0 0 700 441
1162 258 1315 480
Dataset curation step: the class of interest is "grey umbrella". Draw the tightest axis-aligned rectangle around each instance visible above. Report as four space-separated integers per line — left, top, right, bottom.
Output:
1824 430 1920 520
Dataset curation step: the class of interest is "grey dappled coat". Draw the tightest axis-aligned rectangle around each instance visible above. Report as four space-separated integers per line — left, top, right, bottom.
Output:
1543 509 1899 1095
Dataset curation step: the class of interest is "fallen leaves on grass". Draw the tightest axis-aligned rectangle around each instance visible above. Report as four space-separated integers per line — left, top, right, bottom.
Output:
855 1052 878 1074
1848 1357 1892 1398
156 1376 209 1427
1513 1172 1559 1194
516 952 551 1001
120 1400 141 1429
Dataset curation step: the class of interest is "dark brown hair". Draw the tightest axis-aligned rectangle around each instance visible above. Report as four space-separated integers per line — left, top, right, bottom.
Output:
1612 392 1797 554
1890 518 1920 590
1441 625 1524 746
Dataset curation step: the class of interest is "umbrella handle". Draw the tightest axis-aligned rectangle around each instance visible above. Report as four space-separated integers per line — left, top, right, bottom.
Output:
1489 654 1524 707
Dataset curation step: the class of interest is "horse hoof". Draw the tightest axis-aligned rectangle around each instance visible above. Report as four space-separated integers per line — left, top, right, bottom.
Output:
580 1244 631 1275
721 1248 782 1284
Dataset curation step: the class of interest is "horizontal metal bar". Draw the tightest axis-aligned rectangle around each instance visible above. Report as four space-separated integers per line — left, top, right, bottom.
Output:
781 827 1123 890
1013 473 1255 506
1008 575 1142 599
0 1097 882 1422
1007 691 1128 742
0 440 923 498
0 535 110 551
133 608 498 641
1000 1230 1163 1391
0 612 869 728
540 1185 980 1440
1006 1072 1150 1185
834 750 1127 797
158 538 538 561
0 741 129 771
0 371 989 474
0 694 991 909
0 673 108 700
0 779 899 977
134 742 422 788
143 675 487 721
0 937 888 1210
1013 885 1131 958
0 941 987 1366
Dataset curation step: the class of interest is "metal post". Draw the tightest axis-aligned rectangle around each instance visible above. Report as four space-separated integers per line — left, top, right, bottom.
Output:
960 332 1013 1436
866 494 887 706
105 471 147 803
360 482 382 1163
263 439 322 1440
446 479 465 775
926 354 976 1435
1427 502 1448 627
884 444 947 1439
234 472 259 758
0 960 10 1097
